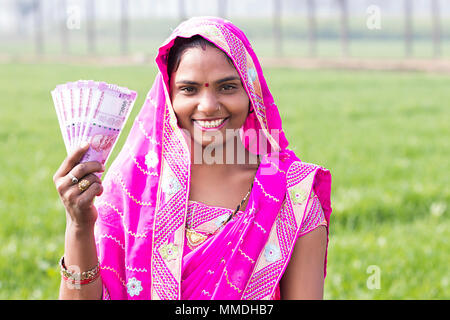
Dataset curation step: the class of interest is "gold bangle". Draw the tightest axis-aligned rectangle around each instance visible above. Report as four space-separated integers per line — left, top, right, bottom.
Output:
59 256 100 281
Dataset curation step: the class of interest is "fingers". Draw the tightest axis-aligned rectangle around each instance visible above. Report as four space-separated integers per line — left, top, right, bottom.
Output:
53 143 106 227
75 174 103 194
54 142 90 181
69 161 104 184
77 180 104 208
55 161 104 193
62 173 102 206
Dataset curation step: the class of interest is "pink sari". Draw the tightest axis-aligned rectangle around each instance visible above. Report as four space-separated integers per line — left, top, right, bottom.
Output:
94 17 332 300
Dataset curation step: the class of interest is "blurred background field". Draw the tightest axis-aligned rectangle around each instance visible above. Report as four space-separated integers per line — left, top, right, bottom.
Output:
0 0 449 299
1 63 448 300
2 0 450 60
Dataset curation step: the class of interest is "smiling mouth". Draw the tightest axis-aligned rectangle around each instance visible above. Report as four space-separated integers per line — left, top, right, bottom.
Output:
192 117 229 131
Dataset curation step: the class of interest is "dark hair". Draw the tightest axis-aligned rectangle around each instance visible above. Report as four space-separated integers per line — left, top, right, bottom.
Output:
167 35 234 82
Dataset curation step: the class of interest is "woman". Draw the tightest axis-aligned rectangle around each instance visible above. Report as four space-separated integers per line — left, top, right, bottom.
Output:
54 17 332 300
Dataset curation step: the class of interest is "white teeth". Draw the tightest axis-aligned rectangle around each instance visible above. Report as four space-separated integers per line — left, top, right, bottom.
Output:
194 118 226 128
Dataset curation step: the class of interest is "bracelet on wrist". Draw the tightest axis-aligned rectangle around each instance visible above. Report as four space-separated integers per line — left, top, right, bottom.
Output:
59 255 100 286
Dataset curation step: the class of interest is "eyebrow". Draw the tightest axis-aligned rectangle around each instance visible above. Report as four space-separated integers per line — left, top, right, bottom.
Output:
175 76 241 85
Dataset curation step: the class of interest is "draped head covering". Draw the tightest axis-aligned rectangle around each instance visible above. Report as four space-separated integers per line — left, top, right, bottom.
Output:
94 16 332 300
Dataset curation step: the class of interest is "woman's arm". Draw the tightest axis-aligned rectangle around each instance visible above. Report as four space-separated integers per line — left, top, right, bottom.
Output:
53 143 104 300
280 225 328 300
59 222 103 300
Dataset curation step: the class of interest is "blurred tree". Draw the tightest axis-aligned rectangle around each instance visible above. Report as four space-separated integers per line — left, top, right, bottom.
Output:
218 0 227 19
120 0 129 56
179 0 186 22
33 0 43 55
404 0 413 57
87 0 96 55
337 0 349 57
273 0 282 57
15 0 35 35
307 0 317 57
431 0 441 58
60 0 69 55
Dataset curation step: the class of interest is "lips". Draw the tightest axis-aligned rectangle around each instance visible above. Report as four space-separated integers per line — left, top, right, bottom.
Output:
192 117 229 131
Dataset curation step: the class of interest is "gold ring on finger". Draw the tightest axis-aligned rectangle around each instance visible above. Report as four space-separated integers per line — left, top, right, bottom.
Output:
78 179 91 192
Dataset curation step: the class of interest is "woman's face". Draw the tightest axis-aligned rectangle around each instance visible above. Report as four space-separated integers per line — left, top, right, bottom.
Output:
169 45 250 148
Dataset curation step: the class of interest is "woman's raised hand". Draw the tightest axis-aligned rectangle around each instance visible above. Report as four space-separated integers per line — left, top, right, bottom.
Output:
53 143 104 229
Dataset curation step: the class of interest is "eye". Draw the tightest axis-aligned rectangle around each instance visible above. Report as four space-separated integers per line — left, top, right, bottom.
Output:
180 86 196 94
220 84 237 91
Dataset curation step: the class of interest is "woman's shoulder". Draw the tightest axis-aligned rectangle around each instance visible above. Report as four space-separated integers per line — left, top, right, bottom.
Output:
278 150 332 212
262 149 330 182
286 160 330 183
282 156 332 229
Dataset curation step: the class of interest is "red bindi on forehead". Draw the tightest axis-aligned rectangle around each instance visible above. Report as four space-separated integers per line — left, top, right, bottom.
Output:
204 83 209 87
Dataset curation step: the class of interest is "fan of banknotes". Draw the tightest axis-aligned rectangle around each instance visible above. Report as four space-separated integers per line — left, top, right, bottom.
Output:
51 80 137 170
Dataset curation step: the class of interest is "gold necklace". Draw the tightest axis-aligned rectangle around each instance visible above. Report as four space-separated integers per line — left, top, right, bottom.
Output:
185 182 254 249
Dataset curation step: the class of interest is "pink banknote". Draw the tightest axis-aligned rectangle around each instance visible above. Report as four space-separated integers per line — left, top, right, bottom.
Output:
51 80 137 177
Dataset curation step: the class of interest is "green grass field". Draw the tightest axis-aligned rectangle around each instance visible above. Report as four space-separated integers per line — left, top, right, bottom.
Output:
0 62 448 299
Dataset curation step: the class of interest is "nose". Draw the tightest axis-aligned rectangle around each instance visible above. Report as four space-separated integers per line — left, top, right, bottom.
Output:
197 90 220 114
